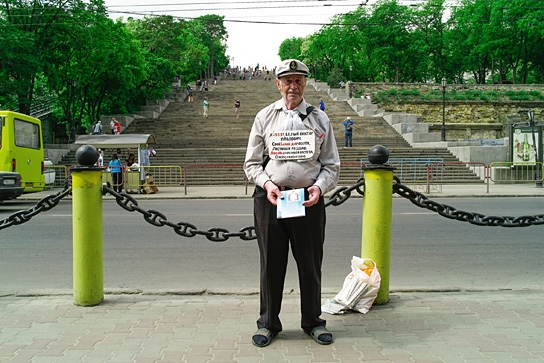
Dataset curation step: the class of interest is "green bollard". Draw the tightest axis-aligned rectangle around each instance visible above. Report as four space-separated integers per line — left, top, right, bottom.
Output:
362 145 394 305
72 145 104 306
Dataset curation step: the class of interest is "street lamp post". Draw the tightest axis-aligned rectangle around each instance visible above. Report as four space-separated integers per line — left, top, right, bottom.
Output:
349 65 353 98
70 79 78 143
441 77 447 142
528 110 543 187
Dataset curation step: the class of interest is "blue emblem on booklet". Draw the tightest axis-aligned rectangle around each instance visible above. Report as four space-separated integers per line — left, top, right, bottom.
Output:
277 188 305 219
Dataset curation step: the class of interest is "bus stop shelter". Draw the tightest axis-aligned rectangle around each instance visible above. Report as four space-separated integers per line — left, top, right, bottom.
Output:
74 134 156 166
74 134 157 192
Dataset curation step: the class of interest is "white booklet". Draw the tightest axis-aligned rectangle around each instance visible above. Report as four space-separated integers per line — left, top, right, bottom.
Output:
277 188 305 219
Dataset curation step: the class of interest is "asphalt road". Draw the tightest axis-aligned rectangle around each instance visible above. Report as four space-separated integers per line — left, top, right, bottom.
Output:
1 197 543 295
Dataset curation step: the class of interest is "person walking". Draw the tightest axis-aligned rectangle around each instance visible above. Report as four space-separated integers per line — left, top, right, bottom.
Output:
96 149 104 166
186 85 194 102
243 59 340 347
318 97 325 111
203 97 209 118
343 116 354 148
108 153 123 193
109 118 115 134
114 118 121 134
234 98 240 118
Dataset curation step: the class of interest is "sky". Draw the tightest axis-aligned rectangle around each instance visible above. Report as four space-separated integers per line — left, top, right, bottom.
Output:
103 0 366 70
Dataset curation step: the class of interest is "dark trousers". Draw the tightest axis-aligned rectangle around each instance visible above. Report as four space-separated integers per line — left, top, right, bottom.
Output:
253 187 326 333
112 172 123 193
345 133 352 147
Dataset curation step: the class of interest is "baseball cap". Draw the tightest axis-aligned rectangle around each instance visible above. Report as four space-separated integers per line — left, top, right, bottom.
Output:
276 59 309 78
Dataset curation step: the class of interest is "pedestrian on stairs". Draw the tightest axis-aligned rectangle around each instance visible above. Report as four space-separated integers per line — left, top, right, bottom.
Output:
186 85 194 102
343 116 354 148
234 98 240 118
318 98 325 111
243 59 340 348
203 97 209 118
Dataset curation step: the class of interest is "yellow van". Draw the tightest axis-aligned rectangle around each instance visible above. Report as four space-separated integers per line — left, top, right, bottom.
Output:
0 110 45 193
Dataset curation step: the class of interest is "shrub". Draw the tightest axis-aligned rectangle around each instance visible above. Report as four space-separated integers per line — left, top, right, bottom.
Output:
529 90 544 100
508 90 530 100
387 88 398 96
400 88 420 96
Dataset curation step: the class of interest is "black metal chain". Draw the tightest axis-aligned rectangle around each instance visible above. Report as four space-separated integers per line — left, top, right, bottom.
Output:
325 178 365 207
0 186 72 230
5 176 541 235
393 181 544 227
104 179 365 242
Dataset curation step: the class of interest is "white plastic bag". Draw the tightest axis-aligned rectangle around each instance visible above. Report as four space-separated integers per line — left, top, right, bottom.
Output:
351 257 381 314
322 256 381 314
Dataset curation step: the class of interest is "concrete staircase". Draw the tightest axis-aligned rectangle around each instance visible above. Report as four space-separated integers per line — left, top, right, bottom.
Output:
60 76 482 186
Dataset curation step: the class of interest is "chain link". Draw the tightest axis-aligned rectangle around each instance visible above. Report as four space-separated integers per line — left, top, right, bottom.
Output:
0 186 72 230
393 181 544 227
325 178 365 207
4 177 541 235
103 180 365 242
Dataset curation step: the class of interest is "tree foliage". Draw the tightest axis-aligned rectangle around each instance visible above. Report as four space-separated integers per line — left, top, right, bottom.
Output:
0 1 230 139
289 0 544 85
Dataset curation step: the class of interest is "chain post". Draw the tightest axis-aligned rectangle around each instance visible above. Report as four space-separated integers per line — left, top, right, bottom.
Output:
362 145 395 305
71 145 104 307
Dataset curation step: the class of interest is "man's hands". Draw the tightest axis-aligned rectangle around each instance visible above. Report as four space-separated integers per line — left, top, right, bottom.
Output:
263 181 321 207
302 185 321 207
263 180 282 206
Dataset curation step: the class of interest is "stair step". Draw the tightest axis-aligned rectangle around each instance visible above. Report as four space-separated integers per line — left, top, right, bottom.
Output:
59 78 482 185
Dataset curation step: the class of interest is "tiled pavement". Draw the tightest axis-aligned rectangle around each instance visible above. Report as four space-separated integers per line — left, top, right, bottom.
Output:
1 291 544 362
5 184 544 362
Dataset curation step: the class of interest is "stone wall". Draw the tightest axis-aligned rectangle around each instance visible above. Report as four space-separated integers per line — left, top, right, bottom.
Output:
350 82 544 94
343 82 544 140
378 101 544 140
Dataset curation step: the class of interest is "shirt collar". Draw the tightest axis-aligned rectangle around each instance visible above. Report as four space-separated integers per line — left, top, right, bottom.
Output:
275 98 309 115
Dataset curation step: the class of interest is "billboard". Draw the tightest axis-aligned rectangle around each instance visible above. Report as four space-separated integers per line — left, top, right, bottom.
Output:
511 126 541 163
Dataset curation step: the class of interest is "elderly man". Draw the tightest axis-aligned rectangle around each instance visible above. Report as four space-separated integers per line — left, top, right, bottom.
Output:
243 59 340 347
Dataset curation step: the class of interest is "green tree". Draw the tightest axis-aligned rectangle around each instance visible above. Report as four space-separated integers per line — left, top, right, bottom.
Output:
39 4 146 134
278 37 304 61
126 15 192 95
411 0 448 82
366 0 414 83
0 14 39 110
1 0 94 114
192 14 228 79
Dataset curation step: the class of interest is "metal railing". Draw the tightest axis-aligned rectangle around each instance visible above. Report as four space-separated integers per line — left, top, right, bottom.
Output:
489 162 544 184
361 158 444 183
44 165 69 189
97 165 183 192
45 160 541 196
338 161 367 184
183 164 248 195
426 162 489 193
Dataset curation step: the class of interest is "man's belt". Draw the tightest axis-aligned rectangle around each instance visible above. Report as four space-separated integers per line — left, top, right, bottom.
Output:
279 186 297 191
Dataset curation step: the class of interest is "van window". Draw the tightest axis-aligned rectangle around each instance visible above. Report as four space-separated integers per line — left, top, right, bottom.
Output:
14 118 41 149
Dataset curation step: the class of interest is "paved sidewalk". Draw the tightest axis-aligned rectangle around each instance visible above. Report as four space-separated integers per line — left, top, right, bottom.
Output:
6 183 544 362
1 291 543 362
